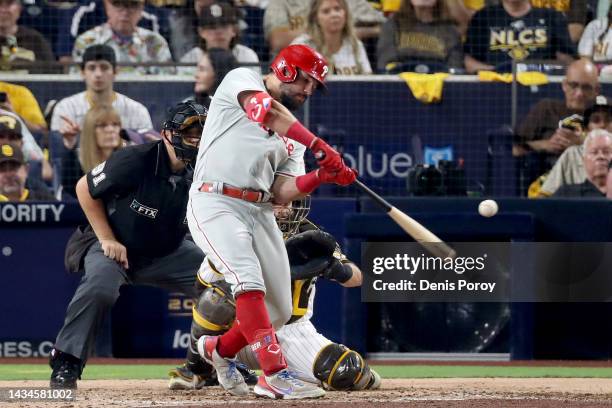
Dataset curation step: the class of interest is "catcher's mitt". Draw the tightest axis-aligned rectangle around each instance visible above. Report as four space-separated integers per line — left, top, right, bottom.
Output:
285 230 337 280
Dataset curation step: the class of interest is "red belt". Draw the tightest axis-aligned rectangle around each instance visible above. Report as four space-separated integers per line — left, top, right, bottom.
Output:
199 182 269 203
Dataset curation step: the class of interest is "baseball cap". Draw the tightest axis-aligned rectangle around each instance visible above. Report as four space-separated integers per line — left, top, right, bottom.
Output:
109 0 145 7
0 143 25 165
584 95 612 125
81 45 117 69
198 2 238 28
0 114 23 139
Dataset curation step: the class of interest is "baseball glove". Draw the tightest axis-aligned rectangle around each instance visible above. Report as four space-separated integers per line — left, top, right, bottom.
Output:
286 230 337 280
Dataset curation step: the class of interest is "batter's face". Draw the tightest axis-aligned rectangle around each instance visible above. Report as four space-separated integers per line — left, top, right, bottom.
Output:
279 69 318 111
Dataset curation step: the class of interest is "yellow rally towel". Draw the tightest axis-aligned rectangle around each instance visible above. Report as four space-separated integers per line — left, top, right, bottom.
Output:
399 72 449 104
478 71 549 86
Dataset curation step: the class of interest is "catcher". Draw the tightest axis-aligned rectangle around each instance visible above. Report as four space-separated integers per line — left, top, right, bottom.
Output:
169 197 381 391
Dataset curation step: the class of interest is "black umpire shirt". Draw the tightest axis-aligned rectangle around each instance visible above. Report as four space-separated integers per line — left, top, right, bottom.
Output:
86 140 191 257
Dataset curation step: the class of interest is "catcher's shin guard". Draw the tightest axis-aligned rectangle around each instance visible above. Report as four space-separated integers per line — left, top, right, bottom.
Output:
313 343 380 391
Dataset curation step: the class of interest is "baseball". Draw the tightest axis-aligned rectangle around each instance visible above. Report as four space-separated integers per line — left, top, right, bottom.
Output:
478 199 498 218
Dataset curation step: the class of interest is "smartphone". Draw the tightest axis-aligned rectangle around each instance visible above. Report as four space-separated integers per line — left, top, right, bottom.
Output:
0 92 7 104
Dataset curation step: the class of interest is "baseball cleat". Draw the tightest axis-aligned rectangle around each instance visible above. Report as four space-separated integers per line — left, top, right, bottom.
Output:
196 335 249 396
367 368 382 390
168 364 217 390
254 369 326 399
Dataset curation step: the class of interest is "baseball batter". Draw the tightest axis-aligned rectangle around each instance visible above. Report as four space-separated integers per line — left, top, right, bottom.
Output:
174 199 381 391
187 44 357 399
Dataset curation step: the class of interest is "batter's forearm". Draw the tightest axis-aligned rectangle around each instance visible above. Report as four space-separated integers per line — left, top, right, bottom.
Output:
75 176 117 242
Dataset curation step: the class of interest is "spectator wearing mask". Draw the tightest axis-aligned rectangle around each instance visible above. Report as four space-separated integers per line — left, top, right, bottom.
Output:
377 0 463 73
0 0 57 73
179 2 260 75
0 144 55 201
293 0 372 75
60 105 124 199
464 0 575 73
71 0 173 75
51 45 153 149
540 95 612 196
553 128 612 197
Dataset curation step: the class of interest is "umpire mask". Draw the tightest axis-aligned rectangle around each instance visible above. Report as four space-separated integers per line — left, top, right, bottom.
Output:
162 101 207 164
274 196 311 239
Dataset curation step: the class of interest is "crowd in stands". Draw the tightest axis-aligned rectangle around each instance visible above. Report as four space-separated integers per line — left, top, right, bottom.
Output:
2 0 612 201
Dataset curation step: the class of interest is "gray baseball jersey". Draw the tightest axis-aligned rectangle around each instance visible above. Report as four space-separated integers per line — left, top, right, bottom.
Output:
193 67 305 192
188 67 304 329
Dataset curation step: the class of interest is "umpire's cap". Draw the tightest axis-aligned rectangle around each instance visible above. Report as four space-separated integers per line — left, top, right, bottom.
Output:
271 45 329 90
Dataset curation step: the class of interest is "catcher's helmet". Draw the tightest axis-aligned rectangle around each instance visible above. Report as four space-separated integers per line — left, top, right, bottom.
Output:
162 101 207 164
271 44 329 89
275 195 311 238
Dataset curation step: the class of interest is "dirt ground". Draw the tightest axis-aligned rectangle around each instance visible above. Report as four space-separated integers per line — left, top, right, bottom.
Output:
2 378 612 408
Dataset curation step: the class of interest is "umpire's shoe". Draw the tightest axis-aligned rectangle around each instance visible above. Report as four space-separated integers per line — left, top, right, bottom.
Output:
196 335 249 396
254 369 326 399
49 349 82 389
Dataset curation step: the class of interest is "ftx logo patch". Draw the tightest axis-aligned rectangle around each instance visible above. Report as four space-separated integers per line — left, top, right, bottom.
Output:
130 199 159 219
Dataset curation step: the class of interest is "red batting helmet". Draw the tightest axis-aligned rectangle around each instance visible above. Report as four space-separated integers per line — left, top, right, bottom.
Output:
271 44 329 89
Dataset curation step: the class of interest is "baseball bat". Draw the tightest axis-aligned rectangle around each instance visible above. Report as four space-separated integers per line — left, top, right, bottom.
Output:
354 179 456 259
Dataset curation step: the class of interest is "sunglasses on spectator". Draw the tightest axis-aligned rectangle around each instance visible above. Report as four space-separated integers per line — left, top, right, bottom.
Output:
566 81 596 93
109 0 143 9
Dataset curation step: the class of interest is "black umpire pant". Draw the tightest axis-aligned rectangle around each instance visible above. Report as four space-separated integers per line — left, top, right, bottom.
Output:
54 240 203 361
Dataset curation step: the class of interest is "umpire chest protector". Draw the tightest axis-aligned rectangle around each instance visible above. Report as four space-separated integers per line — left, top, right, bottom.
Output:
86 140 191 257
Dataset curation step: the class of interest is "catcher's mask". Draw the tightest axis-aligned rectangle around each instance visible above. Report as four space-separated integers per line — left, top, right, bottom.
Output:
275 196 311 238
162 101 207 164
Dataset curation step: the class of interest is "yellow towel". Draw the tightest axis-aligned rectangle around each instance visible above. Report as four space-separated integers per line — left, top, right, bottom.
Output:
478 71 549 86
399 72 449 104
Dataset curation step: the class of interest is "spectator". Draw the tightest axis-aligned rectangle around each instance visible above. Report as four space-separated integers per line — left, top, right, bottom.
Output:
264 0 385 54
292 0 371 75
531 0 588 44
179 2 260 74
0 144 55 201
0 0 57 73
0 111 50 181
578 6 612 62
60 105 124 199
51 45 153 148
168 0 233 60
55 0 170 64
464 0 575 74
71 0 174 75
553 128 612 197
377 0 463 73
540 95 612 196
515 59 599 182
188 48 238 104
607 159 612 199
0 81 47 134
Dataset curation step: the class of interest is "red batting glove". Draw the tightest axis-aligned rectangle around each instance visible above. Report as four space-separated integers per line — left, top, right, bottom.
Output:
311 138 343 171
318 166 357 186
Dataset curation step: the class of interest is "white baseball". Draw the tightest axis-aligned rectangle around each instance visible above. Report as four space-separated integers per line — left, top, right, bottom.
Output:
478 199 498 218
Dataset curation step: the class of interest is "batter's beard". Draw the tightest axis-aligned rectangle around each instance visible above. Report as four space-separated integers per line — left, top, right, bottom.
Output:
280 93 302 112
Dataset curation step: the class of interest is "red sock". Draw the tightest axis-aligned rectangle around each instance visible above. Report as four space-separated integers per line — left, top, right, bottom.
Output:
217 321 248 358
235 291 287 375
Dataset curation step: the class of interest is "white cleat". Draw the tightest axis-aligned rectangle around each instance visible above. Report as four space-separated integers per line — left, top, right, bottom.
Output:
254 369 326 400
196 335 249 396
